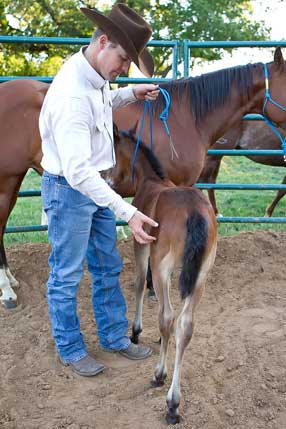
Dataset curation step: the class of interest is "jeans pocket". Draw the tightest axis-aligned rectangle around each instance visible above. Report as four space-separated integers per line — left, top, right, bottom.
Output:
41 176 52 211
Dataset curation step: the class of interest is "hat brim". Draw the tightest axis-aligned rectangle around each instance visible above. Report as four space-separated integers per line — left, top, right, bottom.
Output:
80 7 154 77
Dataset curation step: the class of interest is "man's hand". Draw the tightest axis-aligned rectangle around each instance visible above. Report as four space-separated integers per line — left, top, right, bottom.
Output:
128 210 158 244
133 84 159 102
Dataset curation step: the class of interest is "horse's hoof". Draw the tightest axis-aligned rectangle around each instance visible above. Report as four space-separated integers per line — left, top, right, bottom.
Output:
1 298 17 309
166 412 180 425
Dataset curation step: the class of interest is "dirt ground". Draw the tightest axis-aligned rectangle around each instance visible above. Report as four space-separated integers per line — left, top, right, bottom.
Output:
1 231 286 429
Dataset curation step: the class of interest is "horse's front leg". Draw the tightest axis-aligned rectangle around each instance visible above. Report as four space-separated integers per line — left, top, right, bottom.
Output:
151 251 175 388
0 237 18 308
131 242 150 344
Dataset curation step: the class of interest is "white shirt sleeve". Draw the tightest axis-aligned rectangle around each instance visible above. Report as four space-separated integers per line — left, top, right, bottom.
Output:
111 86 137 110
51 97 137 222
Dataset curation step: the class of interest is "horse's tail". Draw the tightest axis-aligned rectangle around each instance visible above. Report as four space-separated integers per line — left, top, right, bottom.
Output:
179 211 208 300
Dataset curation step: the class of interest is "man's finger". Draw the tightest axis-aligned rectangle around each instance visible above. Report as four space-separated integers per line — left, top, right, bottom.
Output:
139 230 156 242
146 95 159 101
133 226 157 244
141 214 159 227
135 235 156 244
147 90 159 97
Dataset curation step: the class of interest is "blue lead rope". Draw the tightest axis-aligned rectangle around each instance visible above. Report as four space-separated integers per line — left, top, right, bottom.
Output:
262 63 286 161
131 87 178 183
131 100 153 183
159 87 171 136
160 87 179 161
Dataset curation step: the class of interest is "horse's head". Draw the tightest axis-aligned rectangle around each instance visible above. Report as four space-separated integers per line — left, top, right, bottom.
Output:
263 48 286 127
110 122 166 195
108 123 136 197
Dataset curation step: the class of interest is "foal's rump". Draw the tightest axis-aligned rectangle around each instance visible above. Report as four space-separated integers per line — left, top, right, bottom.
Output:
150 186 217 299
179 210 209 300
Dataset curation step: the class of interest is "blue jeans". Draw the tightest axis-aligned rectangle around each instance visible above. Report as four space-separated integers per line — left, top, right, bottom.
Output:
41 172 130 363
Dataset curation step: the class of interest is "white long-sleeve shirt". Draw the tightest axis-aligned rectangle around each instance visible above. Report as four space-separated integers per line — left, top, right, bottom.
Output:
39 47 137 222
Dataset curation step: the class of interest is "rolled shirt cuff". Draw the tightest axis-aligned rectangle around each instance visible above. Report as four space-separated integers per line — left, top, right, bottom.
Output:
120 86 137 103
112 196 137 223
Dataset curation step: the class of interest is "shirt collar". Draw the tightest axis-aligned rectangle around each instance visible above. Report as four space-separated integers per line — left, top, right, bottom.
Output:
78 46 106 90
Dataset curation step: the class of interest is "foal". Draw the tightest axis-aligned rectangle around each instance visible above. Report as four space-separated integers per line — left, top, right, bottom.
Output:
110 127 217 424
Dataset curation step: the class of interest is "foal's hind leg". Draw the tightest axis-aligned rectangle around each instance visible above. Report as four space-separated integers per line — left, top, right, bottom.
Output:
146 259 157 301
166 245 217 425
151 251 175 387
131 242 150 344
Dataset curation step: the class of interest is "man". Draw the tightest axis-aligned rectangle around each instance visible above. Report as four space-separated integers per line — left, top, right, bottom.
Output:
39 3 159 377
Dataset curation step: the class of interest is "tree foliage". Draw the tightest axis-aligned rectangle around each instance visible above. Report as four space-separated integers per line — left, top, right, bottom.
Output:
0 0 269 77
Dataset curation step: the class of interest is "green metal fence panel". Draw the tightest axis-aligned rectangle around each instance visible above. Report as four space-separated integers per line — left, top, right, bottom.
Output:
207 150 284 156
17 182 286 199
183 40 286 78
0 36 179 82
6 216 286 234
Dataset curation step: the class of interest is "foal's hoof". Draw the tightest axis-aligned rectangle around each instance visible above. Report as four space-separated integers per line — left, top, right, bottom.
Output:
130 328 142 344
1 298 17 309
151 374 167 387
166 412 180 425
130 334 139 344
148 289 158 302
150 378 165 388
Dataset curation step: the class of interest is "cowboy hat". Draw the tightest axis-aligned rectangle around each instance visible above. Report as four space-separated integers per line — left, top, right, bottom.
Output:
80 3 154 77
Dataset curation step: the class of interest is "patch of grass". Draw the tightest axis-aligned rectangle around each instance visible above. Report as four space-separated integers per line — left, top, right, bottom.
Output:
5 157 286 247
213 156 286 236
5 170 48 247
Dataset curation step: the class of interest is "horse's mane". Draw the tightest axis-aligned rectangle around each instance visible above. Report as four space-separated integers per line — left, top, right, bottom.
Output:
119 130 166 180
154 62 264 123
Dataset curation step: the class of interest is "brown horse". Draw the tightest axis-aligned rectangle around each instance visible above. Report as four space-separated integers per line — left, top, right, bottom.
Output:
113 48 286 197
111 125 217 424
1 48 286 308
198 121 286 216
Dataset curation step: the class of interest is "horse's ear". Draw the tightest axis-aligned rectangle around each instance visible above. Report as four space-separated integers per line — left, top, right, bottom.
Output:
274 47 284 68
130 121 138 137
113 122 120 141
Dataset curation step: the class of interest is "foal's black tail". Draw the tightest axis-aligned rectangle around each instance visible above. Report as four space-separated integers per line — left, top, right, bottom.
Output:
179 211 208 300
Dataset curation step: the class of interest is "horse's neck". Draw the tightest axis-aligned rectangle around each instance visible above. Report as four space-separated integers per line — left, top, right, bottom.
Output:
205 71 265 145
